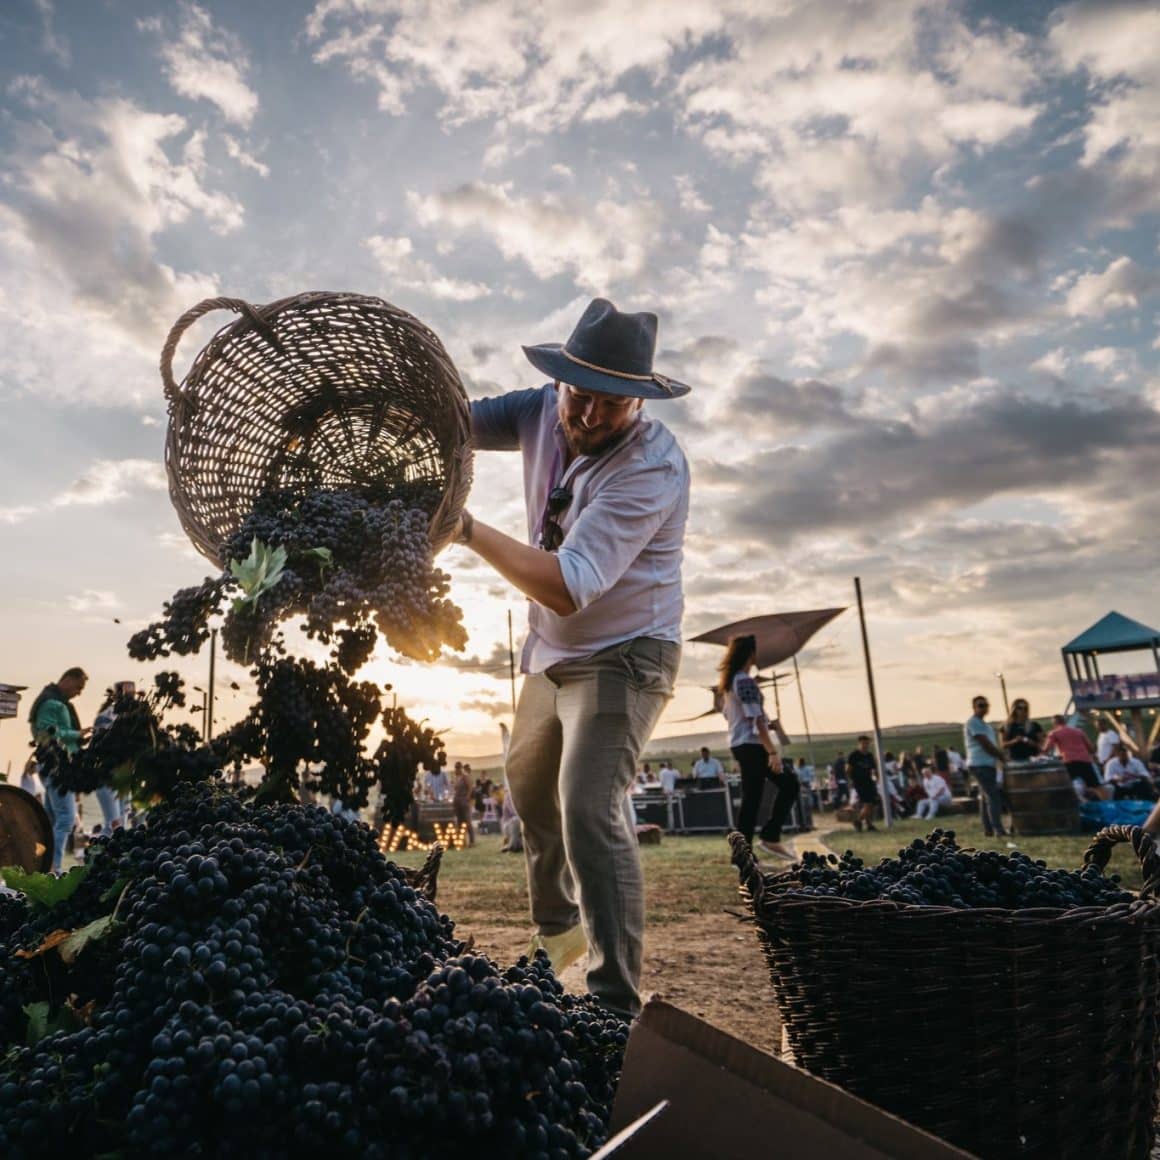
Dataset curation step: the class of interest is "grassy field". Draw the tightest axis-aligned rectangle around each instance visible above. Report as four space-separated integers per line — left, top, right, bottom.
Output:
391 831 745 927
821 812 1147 893
390 806 1148 928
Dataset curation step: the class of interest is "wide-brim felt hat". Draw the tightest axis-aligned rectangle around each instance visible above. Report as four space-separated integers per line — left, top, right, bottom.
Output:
523 297 691 400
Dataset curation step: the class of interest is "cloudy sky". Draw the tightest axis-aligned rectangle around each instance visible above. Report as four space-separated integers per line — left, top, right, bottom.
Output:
2 0 1159 774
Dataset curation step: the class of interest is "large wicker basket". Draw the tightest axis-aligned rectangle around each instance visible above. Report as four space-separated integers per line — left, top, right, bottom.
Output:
161 292 473 567
731 826 1160 1159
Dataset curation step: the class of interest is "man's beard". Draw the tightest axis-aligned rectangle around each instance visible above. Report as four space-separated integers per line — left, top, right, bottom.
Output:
561 419 631 458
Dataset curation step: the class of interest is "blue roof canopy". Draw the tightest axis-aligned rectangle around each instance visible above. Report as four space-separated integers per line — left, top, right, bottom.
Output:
1061 611 1160 655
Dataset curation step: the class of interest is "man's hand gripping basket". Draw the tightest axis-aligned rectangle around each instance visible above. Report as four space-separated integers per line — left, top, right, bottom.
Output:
161 292 472 566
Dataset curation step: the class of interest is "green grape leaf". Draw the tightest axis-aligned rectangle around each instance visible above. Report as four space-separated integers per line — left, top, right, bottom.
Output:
302 547 333 563
229 539 288 607
23 1001 49 1046
1 864 89 908
59 913 119 964
23 999 86 1047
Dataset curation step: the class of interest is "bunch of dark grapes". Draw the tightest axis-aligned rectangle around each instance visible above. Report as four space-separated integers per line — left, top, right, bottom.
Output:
213 656 383 807
0 785 627 1158
761 829 1136 910
334 625 378 675
130 486 466 670
128 578 227 660
373 704 447 828
220 487 467 665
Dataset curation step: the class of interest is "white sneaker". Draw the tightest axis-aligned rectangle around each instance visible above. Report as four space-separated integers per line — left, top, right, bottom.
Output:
757 840 795 862
527 924 588 973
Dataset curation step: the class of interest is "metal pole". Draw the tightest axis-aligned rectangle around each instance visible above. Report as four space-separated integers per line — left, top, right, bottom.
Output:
996 671 1010 717
207 628 217 741
507 609 517 718
792 655 816 767
854 577 892 826
772 678 782 721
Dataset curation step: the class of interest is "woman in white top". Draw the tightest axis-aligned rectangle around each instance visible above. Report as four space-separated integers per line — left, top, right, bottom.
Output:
717 634 797 861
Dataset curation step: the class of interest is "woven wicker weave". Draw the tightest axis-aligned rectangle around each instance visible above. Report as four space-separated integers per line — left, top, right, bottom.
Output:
161 293 473 568
731 826 1160 1159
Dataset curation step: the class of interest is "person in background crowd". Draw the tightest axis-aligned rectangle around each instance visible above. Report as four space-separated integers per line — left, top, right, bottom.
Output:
1103 742 1157 801
499 786 524 854
946 747 966 774
902 766 927 816
847 735 880 832
1045 713 1108 802
692 746 724 788
659 760 679 796
19 755 44 804
915 766 954 820
829 751 849 807
1097 719 1123 767
29 667 91 874
424 764 450 802
796 755 818 808
912 746 928 773
791 756 815 830
717 633 797 861
91 679 136 835
1001 698 1044 763
452 762 476 846
964 695 1008 838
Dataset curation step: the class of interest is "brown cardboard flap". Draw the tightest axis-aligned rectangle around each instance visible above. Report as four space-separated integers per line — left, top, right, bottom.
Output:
609 1000 976 1160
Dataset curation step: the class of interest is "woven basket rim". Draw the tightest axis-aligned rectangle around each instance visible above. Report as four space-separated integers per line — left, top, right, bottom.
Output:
744 888 1160 924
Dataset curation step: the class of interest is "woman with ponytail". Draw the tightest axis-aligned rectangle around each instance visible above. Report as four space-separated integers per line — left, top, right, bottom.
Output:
717 634 797 860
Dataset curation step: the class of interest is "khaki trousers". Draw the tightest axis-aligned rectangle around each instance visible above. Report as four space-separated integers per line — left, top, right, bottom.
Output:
505 636 680 1018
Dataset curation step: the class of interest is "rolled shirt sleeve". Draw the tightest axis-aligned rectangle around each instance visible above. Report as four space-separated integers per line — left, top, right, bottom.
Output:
469 390 542 452
555 458 679 611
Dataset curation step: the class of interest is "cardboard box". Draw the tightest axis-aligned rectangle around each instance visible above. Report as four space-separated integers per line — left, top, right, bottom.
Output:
607 1000 975 1159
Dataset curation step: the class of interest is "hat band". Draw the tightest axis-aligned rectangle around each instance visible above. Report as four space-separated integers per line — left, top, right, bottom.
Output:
561 347 673 395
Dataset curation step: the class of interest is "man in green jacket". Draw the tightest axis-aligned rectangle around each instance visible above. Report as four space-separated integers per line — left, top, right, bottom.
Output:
29 667 90 873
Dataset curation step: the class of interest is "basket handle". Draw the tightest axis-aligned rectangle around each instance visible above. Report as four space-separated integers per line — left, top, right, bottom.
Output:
728 831 767 907
1082 825 1160 898
160 296 283 404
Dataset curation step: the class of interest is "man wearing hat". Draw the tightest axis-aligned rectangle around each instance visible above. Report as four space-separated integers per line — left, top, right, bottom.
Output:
455 298 690 1020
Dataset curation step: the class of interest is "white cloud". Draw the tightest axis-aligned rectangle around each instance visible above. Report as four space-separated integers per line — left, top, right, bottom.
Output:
675 175 710 214
66 589 121 615
53 460 168 507
0 83 229 403
408 183 664 289
152 3 260 126
0 506 36 525
579 92 648 123
1049 2 1160 186
1065 256 1159 318
33 0 71 66
1031 348 1069 377
223 135 270 177
366 235 490 301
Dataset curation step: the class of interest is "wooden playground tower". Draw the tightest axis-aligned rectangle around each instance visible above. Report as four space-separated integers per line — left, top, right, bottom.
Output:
1062 611 1160 753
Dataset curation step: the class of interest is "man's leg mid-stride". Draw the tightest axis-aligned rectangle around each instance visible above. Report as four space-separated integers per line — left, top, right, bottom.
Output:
555 638 680 1019
504 671 577 937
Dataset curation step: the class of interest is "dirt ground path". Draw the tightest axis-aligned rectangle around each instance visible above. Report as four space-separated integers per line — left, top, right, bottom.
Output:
457 907 779 1055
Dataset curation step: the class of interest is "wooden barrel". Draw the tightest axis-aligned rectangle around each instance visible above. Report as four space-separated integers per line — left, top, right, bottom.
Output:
0 783 53 873
1004 760 1079 835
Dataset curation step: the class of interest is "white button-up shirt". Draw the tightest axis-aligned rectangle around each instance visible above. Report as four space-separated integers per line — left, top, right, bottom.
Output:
471 384 689 674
